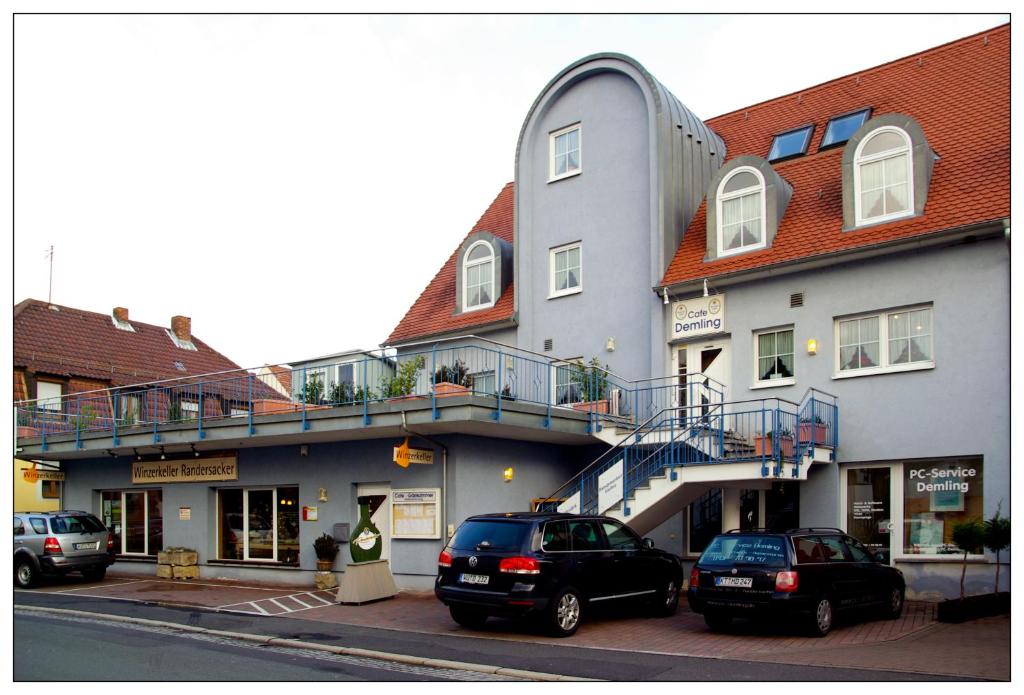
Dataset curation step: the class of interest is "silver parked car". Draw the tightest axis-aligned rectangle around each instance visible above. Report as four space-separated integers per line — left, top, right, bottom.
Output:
14 511 115 588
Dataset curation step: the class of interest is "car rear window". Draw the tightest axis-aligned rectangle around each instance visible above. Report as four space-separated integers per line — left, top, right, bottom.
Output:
49 515 106 535
699 535 788 568
450 520 531 551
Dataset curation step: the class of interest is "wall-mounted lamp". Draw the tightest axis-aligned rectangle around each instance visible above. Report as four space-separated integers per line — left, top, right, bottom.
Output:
806 338 818 356
606 337 616 352
300 444 309 457
159 447 166 460
190 444 199 457
133 448 141 461
662 287 670 305
106 449 117 458
503 467 514 483
703 279 710 298
318 487 328 502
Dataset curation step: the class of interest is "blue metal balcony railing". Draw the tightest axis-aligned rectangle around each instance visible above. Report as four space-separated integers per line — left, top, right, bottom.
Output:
537 389 838 518
13 336 744 454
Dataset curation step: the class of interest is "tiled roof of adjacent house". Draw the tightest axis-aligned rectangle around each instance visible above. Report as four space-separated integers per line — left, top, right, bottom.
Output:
385 182 516 345
14 299 251 393
660 24 1009 288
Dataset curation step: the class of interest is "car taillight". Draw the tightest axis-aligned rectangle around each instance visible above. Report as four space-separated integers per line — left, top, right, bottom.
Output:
107 534 114 550
776 570 799 593
43 536 63 555
438 550 453 568
499 557 540 575
689 567 700 588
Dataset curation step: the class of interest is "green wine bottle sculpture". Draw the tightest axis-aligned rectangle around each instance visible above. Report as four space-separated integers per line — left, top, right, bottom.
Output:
349 495 383 563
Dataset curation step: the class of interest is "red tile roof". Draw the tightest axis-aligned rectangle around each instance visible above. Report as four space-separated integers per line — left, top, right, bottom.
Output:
386 182 516 345
14 299 252 393
661 24 1009 287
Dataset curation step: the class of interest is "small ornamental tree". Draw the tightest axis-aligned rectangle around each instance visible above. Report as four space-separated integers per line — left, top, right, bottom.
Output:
984 504 1011 594
951 518 986 600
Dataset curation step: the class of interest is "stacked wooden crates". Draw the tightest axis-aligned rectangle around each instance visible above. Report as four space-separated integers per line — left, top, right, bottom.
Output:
157 547 199 579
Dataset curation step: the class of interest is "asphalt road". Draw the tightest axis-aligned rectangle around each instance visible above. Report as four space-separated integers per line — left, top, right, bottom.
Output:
14 591 976 682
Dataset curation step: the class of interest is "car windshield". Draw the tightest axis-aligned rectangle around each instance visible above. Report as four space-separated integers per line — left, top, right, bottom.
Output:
699 535 788 568
450 520 530 551
49 515 106 535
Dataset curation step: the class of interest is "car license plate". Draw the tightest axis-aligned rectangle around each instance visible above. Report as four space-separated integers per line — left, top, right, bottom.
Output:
459 573 489 585
715 576 753 588
74 542 99 550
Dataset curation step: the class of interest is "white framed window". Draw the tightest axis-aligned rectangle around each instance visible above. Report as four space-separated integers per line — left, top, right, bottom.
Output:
181 400 199 420
854 127 913 226
217 486 300 563
462 240 495 311
717 167 766 256
754 327 795 387
36 381 62 411
553 358 583 406
549 123 581 181
549 242 582 298
835 305 933 378
101 489 163 556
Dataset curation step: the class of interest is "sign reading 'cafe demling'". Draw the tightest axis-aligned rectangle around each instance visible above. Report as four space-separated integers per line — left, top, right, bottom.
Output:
131 456 238 484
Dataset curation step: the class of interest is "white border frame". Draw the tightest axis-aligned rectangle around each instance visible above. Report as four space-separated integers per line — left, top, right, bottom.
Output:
548 241 582 299
548 122 581 182
390 487 442 540
716 166 768 258
833 304 934 379
853 126 915 227
462 240 496 312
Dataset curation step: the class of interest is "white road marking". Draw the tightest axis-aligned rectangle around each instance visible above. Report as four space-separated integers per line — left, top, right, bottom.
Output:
54 579 151 593
268 598 293 613
290 595 313 609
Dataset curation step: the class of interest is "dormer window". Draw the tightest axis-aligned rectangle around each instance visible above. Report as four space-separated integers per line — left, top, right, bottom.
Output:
717 168 766 256
463 240 495 311
854 127 912 225
549 123 581 181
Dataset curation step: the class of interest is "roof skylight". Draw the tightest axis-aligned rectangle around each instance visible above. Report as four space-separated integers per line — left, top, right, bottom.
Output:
820 108 872 149
767 125 814 162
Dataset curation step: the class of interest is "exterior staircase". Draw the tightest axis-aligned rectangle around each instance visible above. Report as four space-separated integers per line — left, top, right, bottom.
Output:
540 389 838 537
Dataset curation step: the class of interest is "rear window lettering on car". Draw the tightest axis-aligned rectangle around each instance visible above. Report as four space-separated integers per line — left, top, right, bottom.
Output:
601 520 641 551
450 520 530 551
569 520 604 551
30 518 48 535
49 515 105 535
699 535 788 568
542 521 569 551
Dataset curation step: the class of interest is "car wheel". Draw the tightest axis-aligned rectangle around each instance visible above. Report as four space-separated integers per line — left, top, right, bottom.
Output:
82 568 107 583
548 586 583 637
704 612 731 632
807 595 834 637
653 577 680 617
15 560 37 589
449 605 488 629
883 586 904 620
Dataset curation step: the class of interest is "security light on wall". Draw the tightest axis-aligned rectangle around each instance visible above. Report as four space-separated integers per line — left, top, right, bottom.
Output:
807 339 818 355
503 467 514 483
606 337 616 352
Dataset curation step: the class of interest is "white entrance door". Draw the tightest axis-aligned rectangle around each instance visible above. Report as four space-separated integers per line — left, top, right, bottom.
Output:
356 483 391 561
675 340 730 421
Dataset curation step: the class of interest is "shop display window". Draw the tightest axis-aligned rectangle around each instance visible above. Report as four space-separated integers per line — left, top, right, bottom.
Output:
101 489 162 556
847 467 892 563
903 457 983 556
217 486 299 563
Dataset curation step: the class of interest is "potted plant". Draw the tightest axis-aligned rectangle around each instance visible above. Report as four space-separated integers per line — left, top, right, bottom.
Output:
433 359 471 397
313 532 339 572
302 373 325 405
382 355 426 401
327 381 354 405
798 414 828 446
938 518 987 623
984 505 1010 599
569 358 613 414
754 428 795 458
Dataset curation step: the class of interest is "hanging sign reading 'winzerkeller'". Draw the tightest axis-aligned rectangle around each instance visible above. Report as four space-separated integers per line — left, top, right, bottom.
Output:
393 438 434 468
131 456 238 484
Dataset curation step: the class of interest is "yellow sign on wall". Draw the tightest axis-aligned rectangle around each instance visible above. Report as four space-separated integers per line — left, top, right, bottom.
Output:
22 469 65 483
393 438 434 468
131 456 238 484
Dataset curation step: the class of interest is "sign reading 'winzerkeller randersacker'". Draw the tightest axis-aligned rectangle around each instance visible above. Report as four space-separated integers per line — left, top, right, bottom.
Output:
131 456 238 484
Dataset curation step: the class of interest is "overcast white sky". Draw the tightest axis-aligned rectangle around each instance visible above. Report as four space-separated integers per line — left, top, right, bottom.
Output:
11 11 1010 369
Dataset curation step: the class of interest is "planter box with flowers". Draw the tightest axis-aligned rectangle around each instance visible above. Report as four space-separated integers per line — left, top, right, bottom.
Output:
799 416 828 446
433 359 472 398
754 431 795 458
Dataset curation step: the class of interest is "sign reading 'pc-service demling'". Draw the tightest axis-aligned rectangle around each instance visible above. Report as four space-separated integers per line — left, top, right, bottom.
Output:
671 295 726 340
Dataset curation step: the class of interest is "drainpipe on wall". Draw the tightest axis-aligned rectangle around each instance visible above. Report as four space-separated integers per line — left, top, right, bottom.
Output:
400 411 449 540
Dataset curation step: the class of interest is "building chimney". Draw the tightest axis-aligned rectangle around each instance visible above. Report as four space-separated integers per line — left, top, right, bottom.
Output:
113 307 129 323
171 315 192 342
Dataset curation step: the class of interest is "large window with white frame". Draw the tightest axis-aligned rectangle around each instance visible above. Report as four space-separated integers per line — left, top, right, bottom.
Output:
836 305 933 376
717 167 766 256
549 123 581 181
101 489 163 556
754 327 795 386
549 242 582 298
217 486 300 563
854 127 913 226
463 240 495 311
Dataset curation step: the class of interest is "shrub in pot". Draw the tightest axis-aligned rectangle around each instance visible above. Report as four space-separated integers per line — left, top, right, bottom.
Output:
313 532 339 571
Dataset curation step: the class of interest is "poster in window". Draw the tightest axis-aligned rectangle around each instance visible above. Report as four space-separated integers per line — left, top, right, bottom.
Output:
391 488 441 539
930 488 964 513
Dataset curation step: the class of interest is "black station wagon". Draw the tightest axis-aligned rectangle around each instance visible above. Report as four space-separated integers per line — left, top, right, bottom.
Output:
435 512 684 637
687 528 906 637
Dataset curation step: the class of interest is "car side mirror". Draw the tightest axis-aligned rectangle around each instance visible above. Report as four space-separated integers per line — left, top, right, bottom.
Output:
643 538 655 549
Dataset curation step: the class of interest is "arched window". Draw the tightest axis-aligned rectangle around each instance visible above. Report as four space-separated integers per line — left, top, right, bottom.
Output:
854 127 913 225
717 168 766 256
463 241 495 311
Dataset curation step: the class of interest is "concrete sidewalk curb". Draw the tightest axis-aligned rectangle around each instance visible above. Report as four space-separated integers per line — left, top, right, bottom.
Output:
15 604 597 682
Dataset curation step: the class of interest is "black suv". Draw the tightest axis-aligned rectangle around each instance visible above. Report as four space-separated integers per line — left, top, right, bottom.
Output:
687 528 905 637
435 512 684 637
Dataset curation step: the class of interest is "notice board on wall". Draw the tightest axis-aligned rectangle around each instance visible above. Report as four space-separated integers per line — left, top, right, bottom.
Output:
391 488 440 539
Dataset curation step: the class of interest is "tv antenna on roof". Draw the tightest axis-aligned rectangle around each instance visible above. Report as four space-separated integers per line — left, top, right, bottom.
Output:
44 245 54 306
